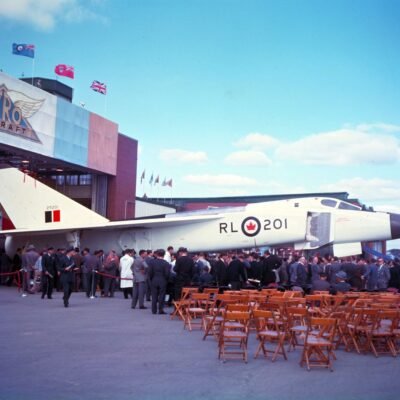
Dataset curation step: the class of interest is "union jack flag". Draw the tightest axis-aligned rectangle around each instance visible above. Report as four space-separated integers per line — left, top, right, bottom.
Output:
90 80 107 95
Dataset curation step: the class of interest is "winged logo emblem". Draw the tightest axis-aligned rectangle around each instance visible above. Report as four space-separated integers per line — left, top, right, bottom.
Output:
0 83 44 143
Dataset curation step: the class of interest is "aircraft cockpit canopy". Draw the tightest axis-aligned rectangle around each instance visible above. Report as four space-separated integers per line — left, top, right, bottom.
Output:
320 198 361 211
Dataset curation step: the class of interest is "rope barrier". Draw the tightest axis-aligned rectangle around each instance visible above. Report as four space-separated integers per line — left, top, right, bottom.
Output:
95 271 134 280
0 271 22 289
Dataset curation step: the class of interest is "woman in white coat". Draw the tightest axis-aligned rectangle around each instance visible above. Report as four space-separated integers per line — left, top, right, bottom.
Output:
119 249 134 299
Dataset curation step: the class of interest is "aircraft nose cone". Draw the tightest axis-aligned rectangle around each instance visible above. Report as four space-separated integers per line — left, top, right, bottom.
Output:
390 213 400 239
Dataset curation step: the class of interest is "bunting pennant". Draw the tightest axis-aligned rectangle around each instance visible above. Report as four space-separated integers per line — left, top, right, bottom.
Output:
162 178 173 187
149 174 154 185
55 64 74 79
154 175 160 185
12 43 35 58
140 170 145 183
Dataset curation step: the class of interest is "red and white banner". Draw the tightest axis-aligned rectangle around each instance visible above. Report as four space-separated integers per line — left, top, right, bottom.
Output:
54 64 74 79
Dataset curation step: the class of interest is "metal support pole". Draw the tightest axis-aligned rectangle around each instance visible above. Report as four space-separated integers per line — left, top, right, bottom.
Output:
90 269 96 299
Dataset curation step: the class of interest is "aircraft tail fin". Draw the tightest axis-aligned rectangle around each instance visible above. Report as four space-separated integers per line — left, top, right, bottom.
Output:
0 167 109 231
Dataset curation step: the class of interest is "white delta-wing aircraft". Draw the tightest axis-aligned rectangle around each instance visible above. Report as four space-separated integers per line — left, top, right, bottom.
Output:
1 167 400 257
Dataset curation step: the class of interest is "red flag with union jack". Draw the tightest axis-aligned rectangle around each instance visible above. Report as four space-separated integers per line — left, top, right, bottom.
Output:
55 64 74 79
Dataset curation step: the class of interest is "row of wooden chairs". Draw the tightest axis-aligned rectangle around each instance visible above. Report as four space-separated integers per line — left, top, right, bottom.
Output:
171 288 400 368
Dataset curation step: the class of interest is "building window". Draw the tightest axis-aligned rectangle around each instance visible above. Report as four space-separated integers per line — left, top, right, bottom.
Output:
79 174 92 185
65 175 78 185
52 175 65 186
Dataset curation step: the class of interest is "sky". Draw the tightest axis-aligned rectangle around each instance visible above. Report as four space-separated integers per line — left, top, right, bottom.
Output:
1 1 400 219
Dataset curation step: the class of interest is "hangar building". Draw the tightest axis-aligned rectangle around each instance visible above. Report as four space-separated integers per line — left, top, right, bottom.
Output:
0 71 138 229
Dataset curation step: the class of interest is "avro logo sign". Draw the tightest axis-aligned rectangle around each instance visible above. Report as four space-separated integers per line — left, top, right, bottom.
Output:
0 83 43 143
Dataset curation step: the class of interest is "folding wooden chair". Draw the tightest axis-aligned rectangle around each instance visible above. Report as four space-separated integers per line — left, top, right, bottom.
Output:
218 311 250 363
370 309 398 357
300 317 337 371
170 287 198 320
353 308 380 356
286 306 308 351
202 294 235 341
253 309 288 361
183 292 211 331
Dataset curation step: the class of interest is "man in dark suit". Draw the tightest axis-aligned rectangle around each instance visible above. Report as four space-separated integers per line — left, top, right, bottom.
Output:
174 247 195 300
388 258 400 290
227 254 247 290
148 249 170 315
260 250 281 287
58 247 79 308
41 247 56 299
211 253 229 287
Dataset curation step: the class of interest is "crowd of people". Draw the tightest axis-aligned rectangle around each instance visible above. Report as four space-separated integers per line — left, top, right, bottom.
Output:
1 244 400 310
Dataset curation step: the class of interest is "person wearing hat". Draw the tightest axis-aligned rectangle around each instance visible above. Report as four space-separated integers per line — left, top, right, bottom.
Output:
58 247 78 307
331 270 351 294
21 244 40 296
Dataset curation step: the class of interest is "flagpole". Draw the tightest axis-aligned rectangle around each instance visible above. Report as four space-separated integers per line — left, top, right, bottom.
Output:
31 58 35 85
104 92 107 116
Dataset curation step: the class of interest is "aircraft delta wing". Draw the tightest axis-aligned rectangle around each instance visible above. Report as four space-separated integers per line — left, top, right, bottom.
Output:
1 167 400 256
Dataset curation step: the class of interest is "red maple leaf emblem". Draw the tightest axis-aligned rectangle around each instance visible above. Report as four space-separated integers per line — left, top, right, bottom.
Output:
246 221 257 231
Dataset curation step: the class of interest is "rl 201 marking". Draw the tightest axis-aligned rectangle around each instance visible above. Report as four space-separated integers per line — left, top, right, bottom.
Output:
219 217 288 237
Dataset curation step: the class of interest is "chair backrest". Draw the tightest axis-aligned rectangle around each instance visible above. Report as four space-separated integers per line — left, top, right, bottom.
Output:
253 309 274 329
181 287 199 300
188 292 211 309
308 317 337 340
377 309 399 332
286 306 308 326
226 303 250 312
224 311 251 325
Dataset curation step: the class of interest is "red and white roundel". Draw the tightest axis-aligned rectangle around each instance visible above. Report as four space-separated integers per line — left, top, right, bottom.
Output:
241 216 261 237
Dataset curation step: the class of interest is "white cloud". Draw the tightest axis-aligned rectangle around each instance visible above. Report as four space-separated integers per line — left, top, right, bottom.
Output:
276 128 400 166
320 177 400 203
224 150 272 166
355 123 400 133
160 149 208 164
183 174 259 187
234 132 280 150
0 0 106 30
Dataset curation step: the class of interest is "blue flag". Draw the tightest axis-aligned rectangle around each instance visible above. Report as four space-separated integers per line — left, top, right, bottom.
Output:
12 43 35 58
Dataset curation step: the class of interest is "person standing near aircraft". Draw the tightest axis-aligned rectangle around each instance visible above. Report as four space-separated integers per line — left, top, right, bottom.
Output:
131 249 148 309
58 247 79 307
148 249 170 315
103 250 119 297
174 247 195 300
164 246 174 264
81 248 101 298
21 244 40 296
376 258 390 291
119 249 134 299
290 256 308 292
41 247 56 299
362 259 379 291
227 254 247 290
388 258 400 291
211 253 229 287
260 250 281 287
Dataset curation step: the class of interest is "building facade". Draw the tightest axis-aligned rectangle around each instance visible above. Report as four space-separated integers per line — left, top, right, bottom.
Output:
0 71 137 227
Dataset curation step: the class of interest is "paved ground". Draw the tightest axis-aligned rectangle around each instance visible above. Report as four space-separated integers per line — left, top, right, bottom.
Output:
0 286 398 400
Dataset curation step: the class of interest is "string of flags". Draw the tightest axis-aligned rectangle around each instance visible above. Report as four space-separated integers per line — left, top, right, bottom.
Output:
140 170 173 187
11 43 107 95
